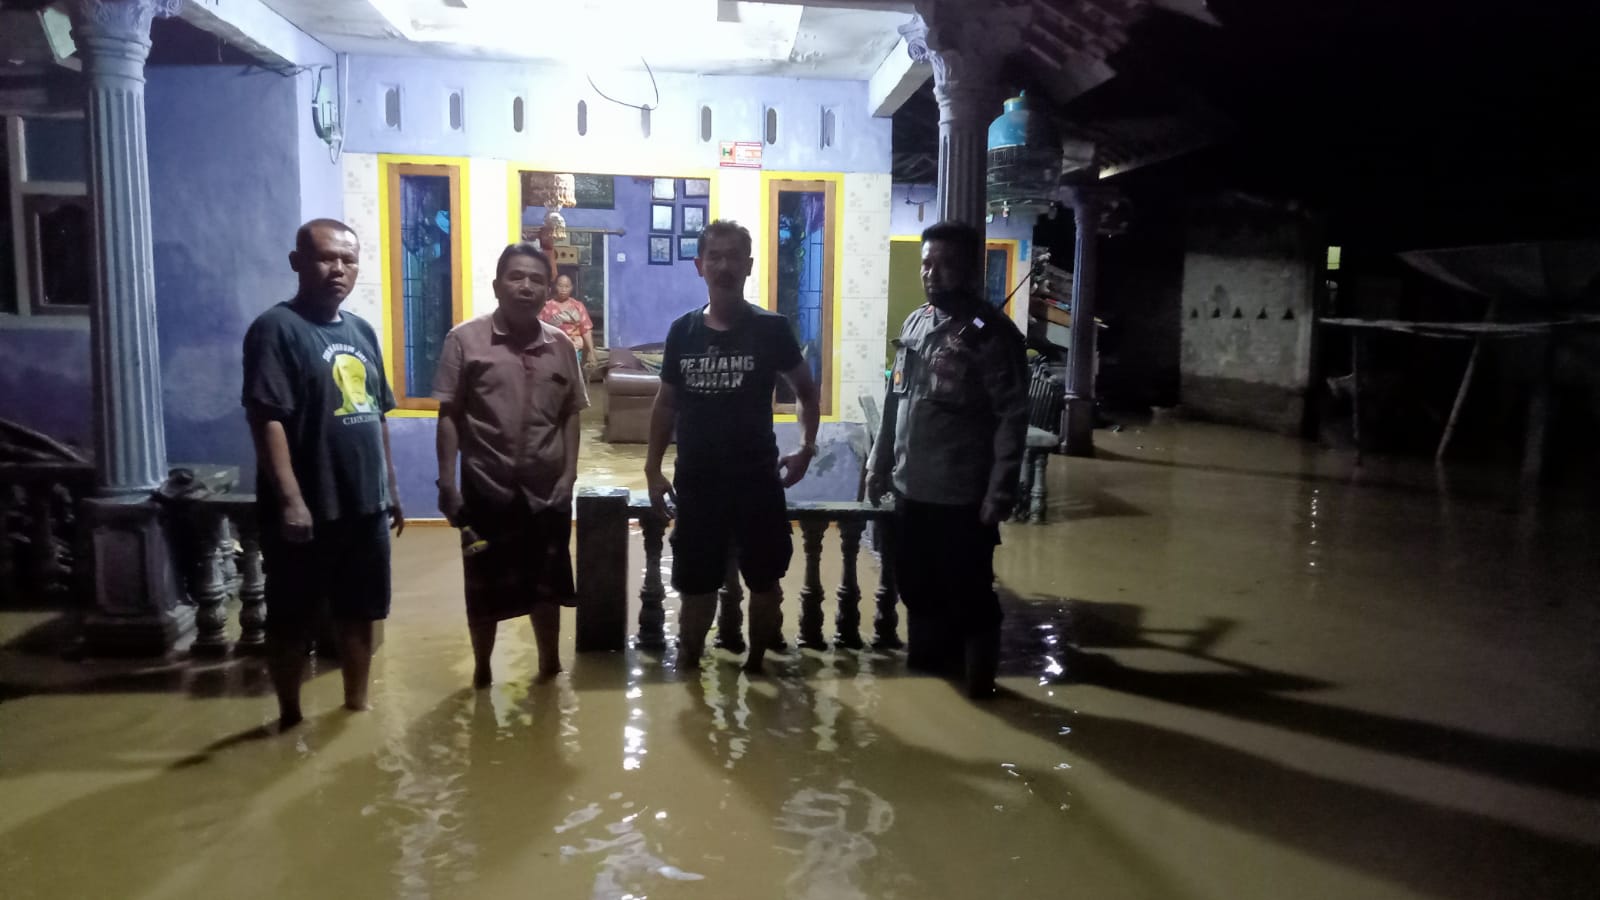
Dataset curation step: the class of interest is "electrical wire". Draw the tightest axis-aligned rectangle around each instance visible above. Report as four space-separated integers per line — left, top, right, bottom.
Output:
1005 269 1032 304
1005 256 1049 304
245 62 321 79
586 57 660 111
328 52 348 164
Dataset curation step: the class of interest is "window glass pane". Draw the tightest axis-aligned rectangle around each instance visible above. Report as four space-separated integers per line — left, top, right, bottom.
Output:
775 189 827 404
985 247 1009 306
398 174 453 396
0 134 16 314
28 195 92 309
22 117 85 183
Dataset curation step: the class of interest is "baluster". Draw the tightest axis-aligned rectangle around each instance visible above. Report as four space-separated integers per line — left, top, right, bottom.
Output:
28 482 66 591
218 517 240 598
0 485 16 601
636 512 667 649
797 519 829 650
714 553 747 653
235 513 267 654
189 510 230 657
833 519 866 650
871 516 904 650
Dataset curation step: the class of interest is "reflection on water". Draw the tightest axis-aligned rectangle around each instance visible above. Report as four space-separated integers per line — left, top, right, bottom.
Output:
776 780 895 900
3 423 1600 899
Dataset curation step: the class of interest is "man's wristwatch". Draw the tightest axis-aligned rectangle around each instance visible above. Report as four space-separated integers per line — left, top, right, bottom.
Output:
797 442 818 456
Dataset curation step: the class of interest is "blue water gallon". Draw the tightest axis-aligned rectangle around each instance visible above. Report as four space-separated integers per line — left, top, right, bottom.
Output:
987 92 1060 213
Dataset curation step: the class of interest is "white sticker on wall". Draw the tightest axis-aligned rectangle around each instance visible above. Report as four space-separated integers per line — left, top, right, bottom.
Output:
617 253 627 263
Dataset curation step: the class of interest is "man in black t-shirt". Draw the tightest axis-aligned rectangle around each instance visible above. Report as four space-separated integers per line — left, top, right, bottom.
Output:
645 220 821 674
242 219 404 730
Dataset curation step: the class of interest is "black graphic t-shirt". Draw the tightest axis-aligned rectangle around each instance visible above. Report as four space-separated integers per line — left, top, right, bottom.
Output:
660 305 803 481
242 302 396 523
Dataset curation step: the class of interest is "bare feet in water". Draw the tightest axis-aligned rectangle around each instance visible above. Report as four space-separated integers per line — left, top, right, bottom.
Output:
473 665 492 689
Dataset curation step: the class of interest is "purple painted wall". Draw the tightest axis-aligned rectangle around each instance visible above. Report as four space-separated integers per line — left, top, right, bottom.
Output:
146 66 315 482
292 34 343 223
386 417 444 518
0 65 334 485
341 56 891 174
528 176 709 349
0 328 92 450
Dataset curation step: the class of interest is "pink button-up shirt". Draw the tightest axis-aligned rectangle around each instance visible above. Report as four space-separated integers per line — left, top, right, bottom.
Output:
433 312 589 512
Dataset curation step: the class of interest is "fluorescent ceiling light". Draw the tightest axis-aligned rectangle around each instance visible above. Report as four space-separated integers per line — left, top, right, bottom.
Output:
365 0 801 65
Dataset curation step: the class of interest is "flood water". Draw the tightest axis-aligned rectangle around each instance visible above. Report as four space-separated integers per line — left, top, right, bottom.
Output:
2 422 1597 899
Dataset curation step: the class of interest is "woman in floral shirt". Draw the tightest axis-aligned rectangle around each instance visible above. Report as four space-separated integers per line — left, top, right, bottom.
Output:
540 274 596 369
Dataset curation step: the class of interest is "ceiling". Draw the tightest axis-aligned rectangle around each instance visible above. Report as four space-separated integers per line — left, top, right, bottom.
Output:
258 0 914 79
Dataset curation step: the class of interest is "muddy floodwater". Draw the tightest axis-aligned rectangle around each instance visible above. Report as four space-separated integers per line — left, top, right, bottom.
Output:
3 422 1597 899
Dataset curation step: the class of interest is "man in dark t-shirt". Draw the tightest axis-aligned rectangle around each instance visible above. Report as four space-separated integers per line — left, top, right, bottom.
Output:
242 218 403 731
645 220 821 674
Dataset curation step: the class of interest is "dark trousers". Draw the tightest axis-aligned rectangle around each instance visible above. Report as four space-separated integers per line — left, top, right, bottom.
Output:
891 497 1001 672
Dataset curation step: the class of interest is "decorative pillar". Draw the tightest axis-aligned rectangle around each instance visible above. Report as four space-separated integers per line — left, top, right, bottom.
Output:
70 0 189 655
1061 187 1111 457
796 519 829 650
832 519 865 650
903 3 1030 236
235 512 267 655
73 0 176 495
575 488 629 653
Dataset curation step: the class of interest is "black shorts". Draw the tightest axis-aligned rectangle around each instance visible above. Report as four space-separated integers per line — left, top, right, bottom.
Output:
261 511 392 646
670 473 792 595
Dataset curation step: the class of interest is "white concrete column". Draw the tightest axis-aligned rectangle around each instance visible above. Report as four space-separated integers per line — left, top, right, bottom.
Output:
70 0 178 495
1058 186 1123 456
70 0 193 656
902 3 1031 238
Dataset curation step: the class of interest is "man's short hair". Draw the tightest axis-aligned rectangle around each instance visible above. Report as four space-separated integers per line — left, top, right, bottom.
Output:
920 221 984 268
698 219 753 258
496 242 553 280
295 218 356 254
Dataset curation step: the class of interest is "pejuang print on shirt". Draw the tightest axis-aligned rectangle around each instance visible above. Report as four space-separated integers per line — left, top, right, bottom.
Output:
660 304 803 479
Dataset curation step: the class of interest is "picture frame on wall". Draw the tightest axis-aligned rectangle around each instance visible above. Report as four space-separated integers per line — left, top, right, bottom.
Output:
678 236 699 260
680 204 706 235
652 178 676 201
683 178 710 198
650 203 674 232
648 235 673 265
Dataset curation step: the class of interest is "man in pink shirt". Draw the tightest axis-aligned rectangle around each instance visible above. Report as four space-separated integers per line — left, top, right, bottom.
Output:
434 243 588 687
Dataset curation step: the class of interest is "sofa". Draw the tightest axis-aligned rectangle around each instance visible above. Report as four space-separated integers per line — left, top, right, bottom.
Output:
602 343 666 443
